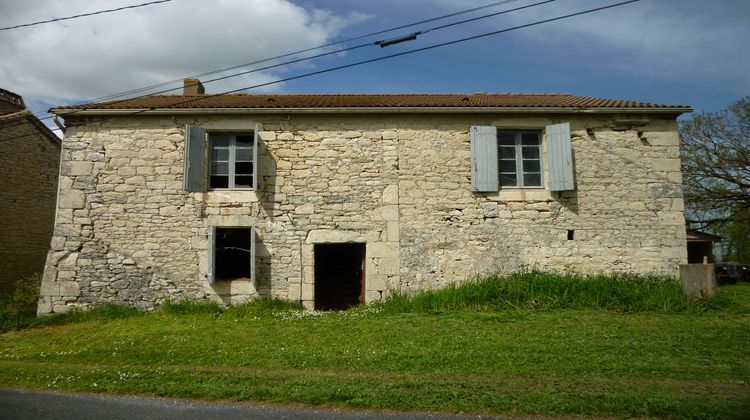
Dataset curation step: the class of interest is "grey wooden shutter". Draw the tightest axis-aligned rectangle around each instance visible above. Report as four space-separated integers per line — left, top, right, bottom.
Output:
252 124 261 190
471 126 499 192
250 225 256 285
546 123 574 191
183 124 207 192
207 226 216 284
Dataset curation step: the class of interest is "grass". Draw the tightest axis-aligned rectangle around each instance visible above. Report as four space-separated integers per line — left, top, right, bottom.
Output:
1 272 749 418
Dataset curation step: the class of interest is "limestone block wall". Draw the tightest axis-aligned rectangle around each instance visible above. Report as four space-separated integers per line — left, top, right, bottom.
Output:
0 114 60 294
38 112 686 313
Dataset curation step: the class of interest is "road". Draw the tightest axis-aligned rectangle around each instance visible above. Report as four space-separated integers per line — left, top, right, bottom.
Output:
0 388 488 420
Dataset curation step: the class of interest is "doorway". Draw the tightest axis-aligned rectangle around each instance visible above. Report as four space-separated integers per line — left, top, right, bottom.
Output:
314 243 365 310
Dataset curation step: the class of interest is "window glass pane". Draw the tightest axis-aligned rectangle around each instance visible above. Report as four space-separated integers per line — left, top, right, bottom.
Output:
210 134 230 147
521 146 539 159
499 160 516 173
521 133 540 146
523 173 542 186
499 146 515 159
498 132 515 146
211 161 228 175
235 162 253 174
523 159 541 173
235 147 253 161
210 175 229 189
211 147 229 160
500 174 517 187
235 135 253 145
235 176 253 187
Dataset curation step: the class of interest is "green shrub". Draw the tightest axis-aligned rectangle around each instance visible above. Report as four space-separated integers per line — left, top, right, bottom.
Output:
223 297 302 318
161 299 223 315
7 274 42 317
377 270 740 314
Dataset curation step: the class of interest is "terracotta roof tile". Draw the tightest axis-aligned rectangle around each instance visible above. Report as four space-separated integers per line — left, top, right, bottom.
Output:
54 93 690 111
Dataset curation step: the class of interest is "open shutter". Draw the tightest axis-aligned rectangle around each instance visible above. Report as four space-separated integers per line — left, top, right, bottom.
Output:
183 124 207 192
207 226 216 284
546 123 574 191
252 124 261 190
471 126 498 192
250 225 256 286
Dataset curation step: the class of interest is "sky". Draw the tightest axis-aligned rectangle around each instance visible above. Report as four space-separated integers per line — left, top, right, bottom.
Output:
1 0 749 130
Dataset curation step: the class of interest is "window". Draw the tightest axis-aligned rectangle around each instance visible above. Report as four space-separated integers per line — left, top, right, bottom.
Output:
498 130 543 188
471 123 573 192
207 226 255 284
183 124 260 193
209 133 254 189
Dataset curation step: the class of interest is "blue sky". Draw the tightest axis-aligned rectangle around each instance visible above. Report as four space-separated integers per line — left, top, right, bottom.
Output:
1 0 749 126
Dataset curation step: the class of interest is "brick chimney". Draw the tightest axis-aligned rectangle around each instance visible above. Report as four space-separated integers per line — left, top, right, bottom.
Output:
183 78 205 95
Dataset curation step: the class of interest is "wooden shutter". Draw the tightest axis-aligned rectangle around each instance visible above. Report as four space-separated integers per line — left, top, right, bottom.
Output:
471 126 499 192
252 124 261 190
183 124 207 192
207 226 216 284
546 123 574 191
250 225 256 286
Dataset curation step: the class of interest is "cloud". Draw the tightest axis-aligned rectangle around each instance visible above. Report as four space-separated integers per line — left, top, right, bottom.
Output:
0 0 369 108
434 0 750 89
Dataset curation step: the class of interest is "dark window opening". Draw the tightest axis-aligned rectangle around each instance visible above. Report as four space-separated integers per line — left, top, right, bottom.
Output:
314 243 365 310
215 228 252 280
567 230 575 240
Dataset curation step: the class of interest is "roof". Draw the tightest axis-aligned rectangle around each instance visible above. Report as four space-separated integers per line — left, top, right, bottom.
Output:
686 229 724 242
52 93 692 115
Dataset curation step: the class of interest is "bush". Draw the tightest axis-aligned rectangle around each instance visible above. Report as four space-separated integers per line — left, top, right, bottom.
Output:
161 299 223 315
377 270 738 314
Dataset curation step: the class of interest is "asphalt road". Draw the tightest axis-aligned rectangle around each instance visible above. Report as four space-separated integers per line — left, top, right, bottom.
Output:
0 388 488 420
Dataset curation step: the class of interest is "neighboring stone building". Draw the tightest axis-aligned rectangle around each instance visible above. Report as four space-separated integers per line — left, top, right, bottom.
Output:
38 82 691 313
0 88 60 295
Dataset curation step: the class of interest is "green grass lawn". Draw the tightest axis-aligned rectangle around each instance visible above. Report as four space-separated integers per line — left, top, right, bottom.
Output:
1 273 749 418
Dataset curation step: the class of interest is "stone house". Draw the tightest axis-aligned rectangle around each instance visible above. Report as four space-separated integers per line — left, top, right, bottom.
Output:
38 81 691 313
0 88 60 295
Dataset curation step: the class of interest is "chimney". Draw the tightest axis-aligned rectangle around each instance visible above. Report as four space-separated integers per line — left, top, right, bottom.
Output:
183 78 205 95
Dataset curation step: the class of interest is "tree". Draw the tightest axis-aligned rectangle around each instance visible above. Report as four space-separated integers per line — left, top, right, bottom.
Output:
680 96 750 261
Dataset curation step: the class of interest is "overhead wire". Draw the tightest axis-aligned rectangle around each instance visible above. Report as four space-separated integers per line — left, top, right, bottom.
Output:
18 0 526 121
1 0 641 142
61 0 641 126
15 0 547 128
0 0 174 31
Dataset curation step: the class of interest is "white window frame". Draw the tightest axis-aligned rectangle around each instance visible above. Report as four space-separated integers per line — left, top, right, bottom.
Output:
497 130 544 189
208 132 254 190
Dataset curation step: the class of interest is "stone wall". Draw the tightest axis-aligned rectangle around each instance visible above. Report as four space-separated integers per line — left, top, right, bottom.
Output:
0 113 60 294
38 112 687 313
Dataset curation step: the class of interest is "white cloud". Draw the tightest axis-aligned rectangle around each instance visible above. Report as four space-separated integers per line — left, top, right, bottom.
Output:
0 0 369 107
435 0 750 89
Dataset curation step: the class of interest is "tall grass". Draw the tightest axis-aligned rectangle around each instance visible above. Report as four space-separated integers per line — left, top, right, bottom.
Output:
377 271 735 314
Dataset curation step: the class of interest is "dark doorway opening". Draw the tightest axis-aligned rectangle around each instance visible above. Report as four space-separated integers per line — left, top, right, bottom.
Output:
215 227 252 280
314 243 365 310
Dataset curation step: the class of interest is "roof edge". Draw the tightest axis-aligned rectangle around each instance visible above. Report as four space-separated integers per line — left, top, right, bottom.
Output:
52 106 693 117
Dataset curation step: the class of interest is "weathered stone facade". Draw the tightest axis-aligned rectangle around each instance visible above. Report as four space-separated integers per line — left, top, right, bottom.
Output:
0 90 60 295
39 102 688 313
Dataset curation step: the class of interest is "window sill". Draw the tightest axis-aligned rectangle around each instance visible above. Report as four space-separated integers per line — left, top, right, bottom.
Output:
485 189 554 202
203 190 258 204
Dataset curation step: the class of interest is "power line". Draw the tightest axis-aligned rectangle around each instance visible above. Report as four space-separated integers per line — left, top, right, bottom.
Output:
62 0 640 125
16 0 546 128
18 0 525 121
2 0 641 143
0 0 174 32
86 0 525 104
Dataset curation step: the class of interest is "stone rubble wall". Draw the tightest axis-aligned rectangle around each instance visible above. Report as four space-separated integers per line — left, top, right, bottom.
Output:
0 114 60 295
38 113 687 313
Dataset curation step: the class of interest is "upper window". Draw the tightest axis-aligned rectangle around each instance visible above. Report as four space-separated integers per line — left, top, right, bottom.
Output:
497 130 543 188
209 132 254 189
470 123 573 193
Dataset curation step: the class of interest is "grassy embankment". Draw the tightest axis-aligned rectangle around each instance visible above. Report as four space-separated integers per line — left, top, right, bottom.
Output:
1 271 749 418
